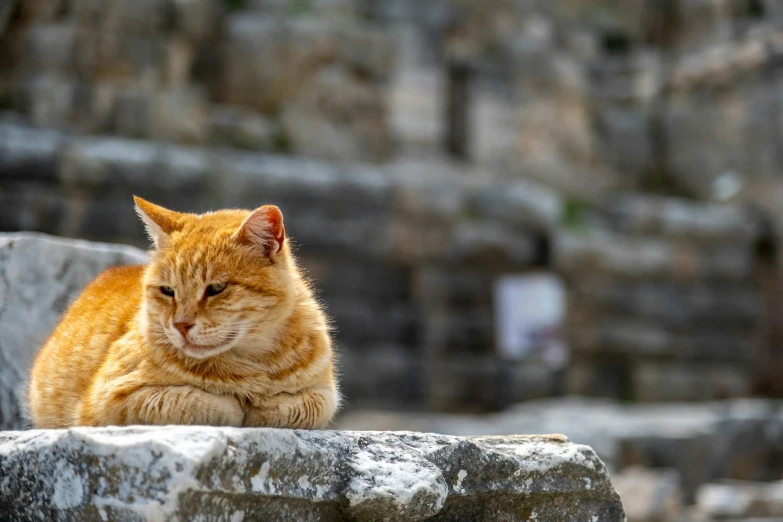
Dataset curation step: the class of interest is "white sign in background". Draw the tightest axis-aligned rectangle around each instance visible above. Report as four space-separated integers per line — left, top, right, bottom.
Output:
494 273 566 364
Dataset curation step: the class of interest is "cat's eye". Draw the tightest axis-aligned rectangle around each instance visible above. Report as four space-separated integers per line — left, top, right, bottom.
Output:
205 282 227 297
160 286 175 297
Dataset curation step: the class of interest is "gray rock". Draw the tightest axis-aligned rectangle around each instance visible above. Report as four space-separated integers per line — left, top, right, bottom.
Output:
0 233 147 430
0 427 625 521
337 397 783 507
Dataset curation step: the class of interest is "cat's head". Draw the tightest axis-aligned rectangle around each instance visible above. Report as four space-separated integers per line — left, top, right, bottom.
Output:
134 196 295 360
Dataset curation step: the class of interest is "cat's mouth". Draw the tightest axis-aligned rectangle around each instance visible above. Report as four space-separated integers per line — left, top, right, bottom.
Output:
180 331 240 357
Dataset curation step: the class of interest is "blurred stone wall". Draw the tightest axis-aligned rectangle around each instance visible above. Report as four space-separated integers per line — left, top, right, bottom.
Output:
0 0 393 161
557 196 763 401
0 121 559 411
2 0 782 410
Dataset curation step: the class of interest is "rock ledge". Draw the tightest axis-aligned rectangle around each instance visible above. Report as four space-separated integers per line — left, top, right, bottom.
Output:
0 427 625 521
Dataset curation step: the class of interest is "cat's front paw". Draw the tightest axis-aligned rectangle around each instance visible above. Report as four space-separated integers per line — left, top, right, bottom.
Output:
243 404 283 428
207 394 245 426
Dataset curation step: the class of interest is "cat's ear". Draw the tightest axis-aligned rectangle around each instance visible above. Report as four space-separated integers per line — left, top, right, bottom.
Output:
234 205 285 256
133 196 182 249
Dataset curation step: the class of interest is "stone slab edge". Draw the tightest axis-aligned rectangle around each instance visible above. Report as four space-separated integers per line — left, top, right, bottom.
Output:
0 427 626 522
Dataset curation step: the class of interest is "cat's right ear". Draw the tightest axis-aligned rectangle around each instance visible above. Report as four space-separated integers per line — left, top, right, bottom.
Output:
133 196 182 249
234 205 285 257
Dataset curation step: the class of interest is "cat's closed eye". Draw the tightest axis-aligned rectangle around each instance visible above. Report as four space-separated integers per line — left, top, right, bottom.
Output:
160 286 175 297
205 282 227 297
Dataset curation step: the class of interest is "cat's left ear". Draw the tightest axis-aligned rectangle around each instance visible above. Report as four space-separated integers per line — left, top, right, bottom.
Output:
133 196 183 249
234 205 285 256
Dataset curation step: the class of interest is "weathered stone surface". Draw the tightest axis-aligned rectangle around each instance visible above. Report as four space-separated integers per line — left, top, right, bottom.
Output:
337 397 783 507
0 427 626 522
0 232 147 430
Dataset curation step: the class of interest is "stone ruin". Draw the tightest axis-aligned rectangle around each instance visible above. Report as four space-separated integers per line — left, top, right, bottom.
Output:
6 0 783 518
0 427 624 521
0 232 626 520
3 0 783 411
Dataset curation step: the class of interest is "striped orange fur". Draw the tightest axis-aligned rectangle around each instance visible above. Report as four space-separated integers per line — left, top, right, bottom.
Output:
28 197 340 429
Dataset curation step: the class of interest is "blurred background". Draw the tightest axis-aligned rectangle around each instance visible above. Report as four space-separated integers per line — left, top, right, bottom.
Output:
4 0 783 518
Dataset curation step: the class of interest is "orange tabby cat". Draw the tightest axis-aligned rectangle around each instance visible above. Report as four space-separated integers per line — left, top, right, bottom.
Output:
28 197 340 429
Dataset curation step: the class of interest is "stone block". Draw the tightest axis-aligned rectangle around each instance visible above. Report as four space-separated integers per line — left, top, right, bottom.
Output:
163 36 195 87
570 279 760 329
633 361 751 402
0 428 626 521
214 148 391 209
110 87 152 138
0 183 67 235
280 64 390 161
218 13 292 111
598 105 654 182
327 298 419 346
208 105 277 150
302 258 412 301
663 62 773 199
69 0 170 36
334 22 395 80
709 400 783 483
22 24 76 74
568 317 671 355
59 135 160 188
17 74 75 128
72 32 169 81
0 121 63 181
167 0 220 39
617 430 714 505
218 14 393 160
556 231 755 281
566 355 634 400
0 233 147 430
58 135 206 194
424 357 531 412
339 347 424 409
695 480 783 519
150 87 208 144
569 314 757 361
468 180 562 232
611 467 682 522
606 194 760 242
451 220 538 269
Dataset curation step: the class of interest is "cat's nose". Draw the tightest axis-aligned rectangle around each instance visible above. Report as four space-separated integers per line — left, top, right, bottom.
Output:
174 322 195 338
